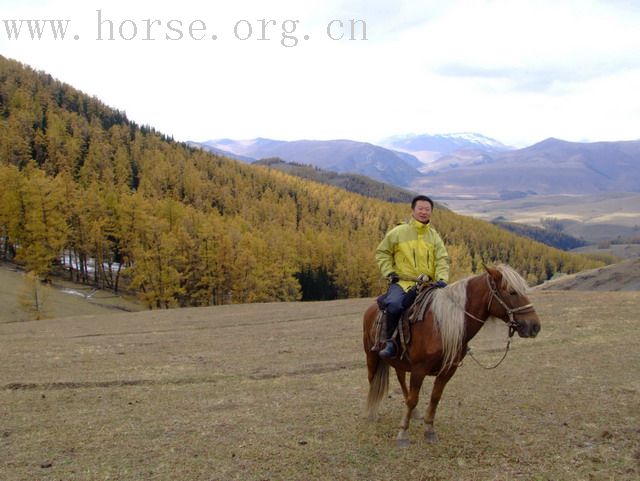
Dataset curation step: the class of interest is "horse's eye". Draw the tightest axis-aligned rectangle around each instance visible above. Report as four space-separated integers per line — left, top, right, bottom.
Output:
509 291 517 296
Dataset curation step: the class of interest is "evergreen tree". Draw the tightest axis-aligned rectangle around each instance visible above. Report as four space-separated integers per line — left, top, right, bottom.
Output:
18 271 50 320
17 165 68 276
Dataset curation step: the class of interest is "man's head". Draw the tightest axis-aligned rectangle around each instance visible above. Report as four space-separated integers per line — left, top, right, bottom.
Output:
411 195 434 224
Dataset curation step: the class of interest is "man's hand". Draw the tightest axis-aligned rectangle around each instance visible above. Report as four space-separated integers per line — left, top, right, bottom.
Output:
387 272 400 284
434 280 447 288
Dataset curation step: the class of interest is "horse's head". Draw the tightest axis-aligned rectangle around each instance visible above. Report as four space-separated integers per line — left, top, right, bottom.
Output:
484 265 541 338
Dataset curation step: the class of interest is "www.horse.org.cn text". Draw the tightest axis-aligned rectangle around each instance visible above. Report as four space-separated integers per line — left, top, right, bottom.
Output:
1 10 369 48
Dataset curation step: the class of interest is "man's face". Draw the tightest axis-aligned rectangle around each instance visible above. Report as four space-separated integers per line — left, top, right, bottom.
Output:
412 200 432 224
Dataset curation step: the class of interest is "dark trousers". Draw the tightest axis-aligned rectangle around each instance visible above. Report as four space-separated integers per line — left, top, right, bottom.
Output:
382 283 417 338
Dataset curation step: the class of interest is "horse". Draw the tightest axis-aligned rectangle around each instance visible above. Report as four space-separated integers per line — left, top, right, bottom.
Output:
363 264 541 446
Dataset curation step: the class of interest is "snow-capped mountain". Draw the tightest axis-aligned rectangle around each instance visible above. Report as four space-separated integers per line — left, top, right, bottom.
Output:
379 132 512 162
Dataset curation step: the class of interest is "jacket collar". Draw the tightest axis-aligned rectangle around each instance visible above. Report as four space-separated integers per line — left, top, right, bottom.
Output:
409 218 430 231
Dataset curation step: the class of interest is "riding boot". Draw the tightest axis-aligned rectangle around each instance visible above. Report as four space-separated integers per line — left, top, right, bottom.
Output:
379 312 400 359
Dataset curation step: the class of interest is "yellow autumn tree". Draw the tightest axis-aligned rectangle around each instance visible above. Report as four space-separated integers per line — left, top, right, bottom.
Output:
18 271 50 320
16 165 68 276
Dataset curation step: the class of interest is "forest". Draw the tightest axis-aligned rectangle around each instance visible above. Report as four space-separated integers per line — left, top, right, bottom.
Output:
0 55 604 308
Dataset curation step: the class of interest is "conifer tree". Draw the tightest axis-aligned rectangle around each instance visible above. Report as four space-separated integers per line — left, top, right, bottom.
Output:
17 165 68 276
18 271 50 320
0 164 26 260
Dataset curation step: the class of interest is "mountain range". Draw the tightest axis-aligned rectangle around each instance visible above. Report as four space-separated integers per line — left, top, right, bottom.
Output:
413 137 640 197
191 133 509 187
193 135 640 197
193 138 423 187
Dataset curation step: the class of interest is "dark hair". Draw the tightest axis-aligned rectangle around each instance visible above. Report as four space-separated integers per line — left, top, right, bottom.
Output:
411 195 434 209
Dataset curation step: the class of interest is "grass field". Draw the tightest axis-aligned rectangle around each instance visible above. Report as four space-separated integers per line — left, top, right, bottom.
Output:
1 291 639 481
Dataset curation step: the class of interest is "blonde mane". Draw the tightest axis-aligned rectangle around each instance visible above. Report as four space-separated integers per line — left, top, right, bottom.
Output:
430 278 469 373
494 263 530 296
430 264 530 372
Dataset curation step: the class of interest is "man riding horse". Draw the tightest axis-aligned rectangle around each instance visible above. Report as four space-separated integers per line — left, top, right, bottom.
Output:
375 195 450 358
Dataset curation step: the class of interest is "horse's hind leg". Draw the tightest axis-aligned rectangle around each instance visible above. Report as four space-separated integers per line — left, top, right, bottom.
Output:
424 366 457 443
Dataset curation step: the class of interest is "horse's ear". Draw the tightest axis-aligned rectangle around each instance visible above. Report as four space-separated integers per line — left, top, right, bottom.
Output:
484 264 502 282
482 262 496 275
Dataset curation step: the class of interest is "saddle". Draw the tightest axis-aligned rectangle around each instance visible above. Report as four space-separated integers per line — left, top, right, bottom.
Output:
372 284 439 360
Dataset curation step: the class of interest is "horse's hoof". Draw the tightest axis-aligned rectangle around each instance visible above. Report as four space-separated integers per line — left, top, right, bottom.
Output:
396 437 411 448
425 431 439 443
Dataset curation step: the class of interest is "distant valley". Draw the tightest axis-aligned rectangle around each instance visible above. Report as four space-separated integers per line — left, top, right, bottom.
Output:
443 192 640 242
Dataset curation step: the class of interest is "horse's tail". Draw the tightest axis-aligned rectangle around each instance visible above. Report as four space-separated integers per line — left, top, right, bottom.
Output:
366 361 389 420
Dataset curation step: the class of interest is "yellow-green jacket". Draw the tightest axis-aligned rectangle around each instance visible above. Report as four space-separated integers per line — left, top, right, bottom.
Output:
375 218 450 292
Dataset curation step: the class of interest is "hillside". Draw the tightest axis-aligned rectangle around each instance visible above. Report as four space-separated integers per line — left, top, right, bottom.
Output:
0 55 604 311
571 242 640 260
252 158 416 203
492 220 588 250
536 257 640 291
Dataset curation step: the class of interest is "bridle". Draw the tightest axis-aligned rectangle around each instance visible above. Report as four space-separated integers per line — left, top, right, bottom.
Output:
485 274 535 337
464 273 536 370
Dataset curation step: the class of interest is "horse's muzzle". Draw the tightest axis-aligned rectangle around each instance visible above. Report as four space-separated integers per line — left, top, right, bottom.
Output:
516 319 541 338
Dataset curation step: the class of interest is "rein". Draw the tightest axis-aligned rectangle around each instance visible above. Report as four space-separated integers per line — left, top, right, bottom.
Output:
467 337 512 370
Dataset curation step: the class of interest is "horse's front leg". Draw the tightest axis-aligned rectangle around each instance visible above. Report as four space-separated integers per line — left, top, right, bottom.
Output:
395 369 422 420
395 368 408 400
424 366 457 443
397 368 427 447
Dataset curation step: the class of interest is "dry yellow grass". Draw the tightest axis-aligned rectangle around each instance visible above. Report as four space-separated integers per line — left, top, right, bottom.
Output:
1 292 639 481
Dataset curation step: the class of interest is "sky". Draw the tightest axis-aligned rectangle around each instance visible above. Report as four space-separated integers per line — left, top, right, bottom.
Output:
1 0 640 148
